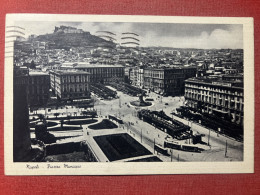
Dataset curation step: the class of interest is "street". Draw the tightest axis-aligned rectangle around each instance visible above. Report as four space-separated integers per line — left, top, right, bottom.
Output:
32 87 243 162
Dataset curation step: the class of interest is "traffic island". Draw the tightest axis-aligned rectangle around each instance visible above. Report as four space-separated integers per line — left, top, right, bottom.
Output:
88 119 118 130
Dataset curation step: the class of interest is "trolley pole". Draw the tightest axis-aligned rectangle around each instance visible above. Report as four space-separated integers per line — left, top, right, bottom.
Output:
141 129 142 143
153 138 155 154
208 129 211 146
225 140 228 157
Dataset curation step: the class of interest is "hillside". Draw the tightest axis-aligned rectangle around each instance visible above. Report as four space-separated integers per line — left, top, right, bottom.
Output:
34 31 115 49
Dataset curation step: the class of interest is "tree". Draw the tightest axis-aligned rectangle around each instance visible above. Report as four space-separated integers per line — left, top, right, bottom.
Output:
30 60 36 69
82 111 87 116
38 114 44 121
54 113 60 118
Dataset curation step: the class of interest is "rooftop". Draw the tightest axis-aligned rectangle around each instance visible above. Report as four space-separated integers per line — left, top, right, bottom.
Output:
29 71 49 76
50 70 91 75
144 65 197 70
186 76 243 88
62 62 124 68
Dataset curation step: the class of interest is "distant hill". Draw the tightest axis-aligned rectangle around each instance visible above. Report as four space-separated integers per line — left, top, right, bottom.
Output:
33 31 115 50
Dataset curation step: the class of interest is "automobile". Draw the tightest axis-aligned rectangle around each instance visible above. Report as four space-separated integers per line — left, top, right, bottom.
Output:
165 103 169 105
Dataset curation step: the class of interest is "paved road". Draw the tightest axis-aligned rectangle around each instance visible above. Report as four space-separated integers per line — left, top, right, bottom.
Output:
33 87 243 162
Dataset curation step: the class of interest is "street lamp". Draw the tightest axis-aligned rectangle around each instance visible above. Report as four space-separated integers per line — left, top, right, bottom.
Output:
208 129 211 146
141 128 142 143
153 138 155 154
225 140 228 157
44 88 52 117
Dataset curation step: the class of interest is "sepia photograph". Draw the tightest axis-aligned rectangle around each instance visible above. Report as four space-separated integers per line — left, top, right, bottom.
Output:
4 14 254 175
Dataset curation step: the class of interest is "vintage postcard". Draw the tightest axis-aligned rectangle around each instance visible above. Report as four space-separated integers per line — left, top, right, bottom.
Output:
4 14 254 175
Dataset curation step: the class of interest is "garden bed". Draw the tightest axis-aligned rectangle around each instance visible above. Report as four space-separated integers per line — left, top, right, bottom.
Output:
88 119 118 130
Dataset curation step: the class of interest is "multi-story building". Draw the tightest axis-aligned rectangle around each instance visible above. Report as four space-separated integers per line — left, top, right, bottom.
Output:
13 66 31 161
129 67 144 89
28 71 50 107
124 67 131 83
50 70 90 101
137 68 144 89
72 63 125 84
129 67 138 86
143 66 197 96
184 77 243 125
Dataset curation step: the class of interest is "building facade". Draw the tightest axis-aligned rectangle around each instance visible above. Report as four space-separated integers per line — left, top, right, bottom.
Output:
129 67 144 89
137 68 144 88
59 63 125 84
28 71 50 107
184 77 243 125
143 66 197 96
74 64 125 84
13 66 31 161
50 70 90 100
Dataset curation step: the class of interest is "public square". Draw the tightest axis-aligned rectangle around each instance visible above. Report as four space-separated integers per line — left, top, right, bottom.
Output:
31 87 243 162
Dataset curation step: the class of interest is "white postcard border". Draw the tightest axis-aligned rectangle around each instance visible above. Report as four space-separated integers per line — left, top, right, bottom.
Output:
4 14 254 175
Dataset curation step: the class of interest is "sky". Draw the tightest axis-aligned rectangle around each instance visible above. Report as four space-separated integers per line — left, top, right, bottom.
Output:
16 21 243 49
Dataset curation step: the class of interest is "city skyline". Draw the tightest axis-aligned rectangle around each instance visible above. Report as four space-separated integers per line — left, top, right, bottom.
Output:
17 21 243 49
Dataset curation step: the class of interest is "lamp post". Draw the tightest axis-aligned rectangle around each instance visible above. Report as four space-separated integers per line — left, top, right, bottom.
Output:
153 138 155 154
225 140 228 157
45 88 53 117
208 129 211 146
141 128 142 143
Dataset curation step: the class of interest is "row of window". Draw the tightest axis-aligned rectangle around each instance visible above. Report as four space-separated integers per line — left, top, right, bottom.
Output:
60 75 89 83
185 90 243 101
28 76 49 84
185 93 244 111
185 83 243 96
79 68 124 74
29 86 49 94
60 84 89 93
61 93 89 98
90 73 123 78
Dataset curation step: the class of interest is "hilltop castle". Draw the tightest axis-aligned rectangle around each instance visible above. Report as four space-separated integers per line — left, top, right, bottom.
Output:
54 26 84 34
